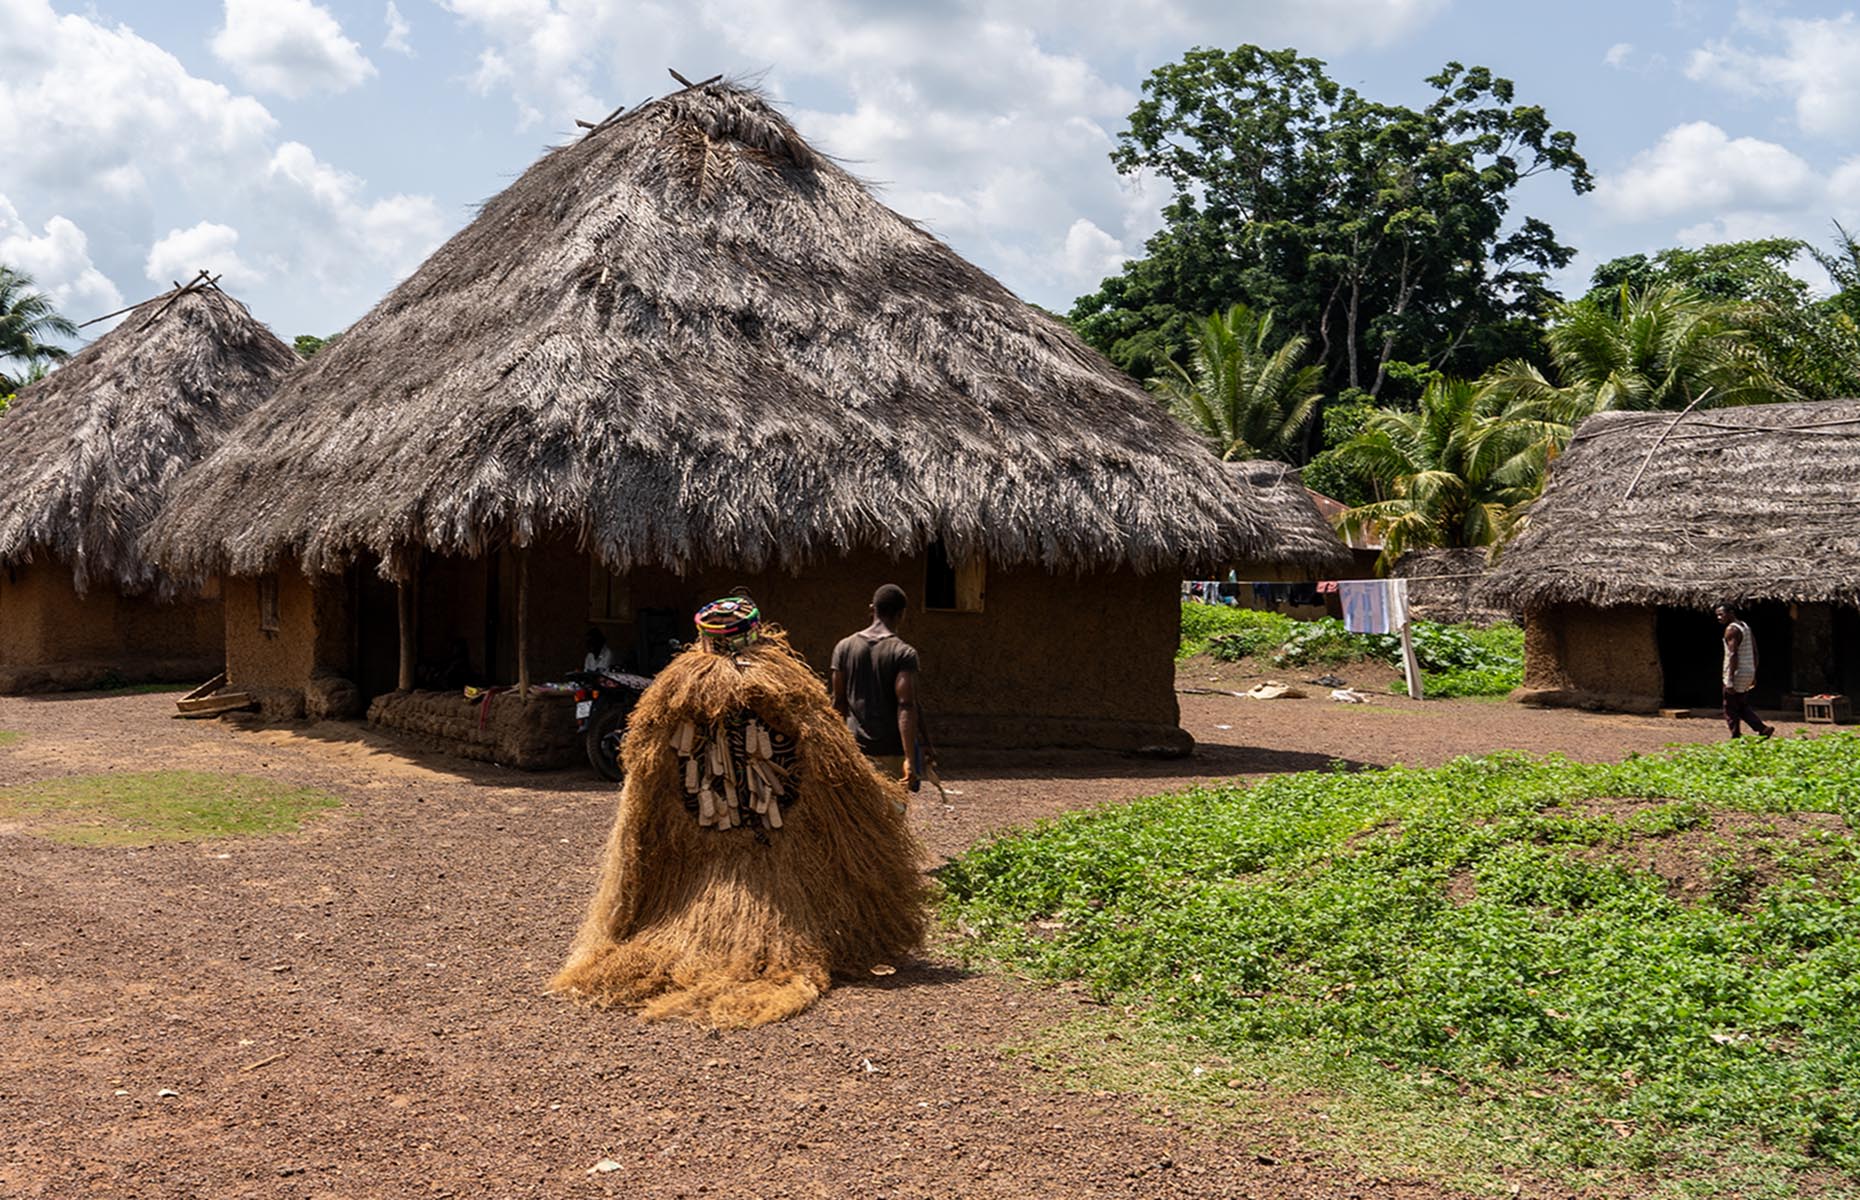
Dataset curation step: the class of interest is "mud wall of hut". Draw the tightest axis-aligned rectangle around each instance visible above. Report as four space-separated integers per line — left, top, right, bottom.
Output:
1517 604 1663 712
529 542 1188 754
218 540 1189 755
0 562 223 693
223 562 356 718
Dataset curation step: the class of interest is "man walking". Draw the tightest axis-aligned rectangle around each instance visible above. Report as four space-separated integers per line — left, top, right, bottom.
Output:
1716 602 1774 740
831 584 923 788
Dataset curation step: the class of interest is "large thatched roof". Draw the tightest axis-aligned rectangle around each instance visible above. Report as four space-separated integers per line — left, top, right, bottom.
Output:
0 282 297 593
1223 461 1353 573
1482 400 1860 610
149 81 1268 579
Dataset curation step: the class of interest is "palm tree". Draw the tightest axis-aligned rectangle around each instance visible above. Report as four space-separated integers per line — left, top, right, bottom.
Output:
0 266 79 393
1150 303 1323 461
1331 378 1557 569
1481 284 1792 425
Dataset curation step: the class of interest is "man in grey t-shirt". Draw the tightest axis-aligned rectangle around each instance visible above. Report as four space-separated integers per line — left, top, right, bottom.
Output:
831 583 922 787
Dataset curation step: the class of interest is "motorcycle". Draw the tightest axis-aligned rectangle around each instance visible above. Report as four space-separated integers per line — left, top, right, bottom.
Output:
571 667 655 781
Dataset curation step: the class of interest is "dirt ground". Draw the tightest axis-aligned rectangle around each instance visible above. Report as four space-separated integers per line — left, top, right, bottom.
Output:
0 671 1799 1200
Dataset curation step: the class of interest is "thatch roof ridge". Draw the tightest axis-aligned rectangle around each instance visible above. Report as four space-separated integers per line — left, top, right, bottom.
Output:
1222 461 1353 572
149 80 1268 579
0 283 298 593
1481 400 1860 610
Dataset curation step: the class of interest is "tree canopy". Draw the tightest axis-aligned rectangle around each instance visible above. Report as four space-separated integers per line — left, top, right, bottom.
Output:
1071 47 1591 392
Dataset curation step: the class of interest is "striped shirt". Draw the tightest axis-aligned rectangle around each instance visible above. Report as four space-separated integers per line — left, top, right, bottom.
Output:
1723 620 1758 691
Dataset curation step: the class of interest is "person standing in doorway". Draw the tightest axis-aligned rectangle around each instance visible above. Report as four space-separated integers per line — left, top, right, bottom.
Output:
1716 602 1774 739
831 584 923 788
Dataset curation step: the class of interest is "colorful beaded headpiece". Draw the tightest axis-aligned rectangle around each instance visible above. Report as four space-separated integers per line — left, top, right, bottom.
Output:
693 596 761 651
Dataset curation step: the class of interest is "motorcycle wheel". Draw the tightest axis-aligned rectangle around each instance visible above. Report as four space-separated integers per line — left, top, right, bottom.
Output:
584 700 632 782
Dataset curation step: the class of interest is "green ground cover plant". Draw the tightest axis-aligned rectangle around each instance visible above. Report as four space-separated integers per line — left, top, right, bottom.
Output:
0 771 340 846
944 735 1860 1194
1178 602 1524 696
0 731 20 747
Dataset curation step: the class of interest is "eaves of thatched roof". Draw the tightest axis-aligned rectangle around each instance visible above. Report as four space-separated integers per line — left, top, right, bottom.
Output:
1481 400 1860 610
148 82 1271 580
1223 461 1354 573
0 282 297 594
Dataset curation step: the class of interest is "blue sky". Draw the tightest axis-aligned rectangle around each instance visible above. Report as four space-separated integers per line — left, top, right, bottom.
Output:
4 0 1859 343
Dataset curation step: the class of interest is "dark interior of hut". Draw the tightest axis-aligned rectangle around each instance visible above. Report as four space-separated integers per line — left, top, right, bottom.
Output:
1835 606 1860 699
1656 603 1794 709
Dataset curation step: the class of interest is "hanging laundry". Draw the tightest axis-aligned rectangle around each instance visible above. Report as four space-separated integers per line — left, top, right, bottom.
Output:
1339 578 1411 635
1289 582 1320 606
1317 580 1339 595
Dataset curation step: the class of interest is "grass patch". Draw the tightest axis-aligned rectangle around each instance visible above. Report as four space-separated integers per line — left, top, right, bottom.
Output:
1179 603 1523 696
0 771 340 846
944 734 1860 1195
0 731 19 747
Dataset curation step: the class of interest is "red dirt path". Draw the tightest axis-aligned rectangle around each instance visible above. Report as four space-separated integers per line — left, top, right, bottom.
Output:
0 673 1783 1199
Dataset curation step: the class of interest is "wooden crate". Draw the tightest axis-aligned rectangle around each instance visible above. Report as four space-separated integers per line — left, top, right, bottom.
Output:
1803 694 1852 724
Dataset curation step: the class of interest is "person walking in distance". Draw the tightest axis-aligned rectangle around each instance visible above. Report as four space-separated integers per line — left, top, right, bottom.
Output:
831 584 924 789
1716 602 1774 740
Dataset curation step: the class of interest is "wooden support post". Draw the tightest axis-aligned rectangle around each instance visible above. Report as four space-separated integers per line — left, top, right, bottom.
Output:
396 578 415 692
1393 578 1423 700
516 548 531 697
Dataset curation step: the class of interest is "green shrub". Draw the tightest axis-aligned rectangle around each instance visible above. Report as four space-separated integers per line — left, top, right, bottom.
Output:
1181 603 1523 695
944 734 1860 1182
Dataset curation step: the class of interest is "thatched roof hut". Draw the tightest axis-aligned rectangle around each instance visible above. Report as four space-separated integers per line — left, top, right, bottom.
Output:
150 81 1266 580
0 280 297 594
1483 401 1860 610
1392 548 1510 626
1482 401 1860 714
1222 461 1353 574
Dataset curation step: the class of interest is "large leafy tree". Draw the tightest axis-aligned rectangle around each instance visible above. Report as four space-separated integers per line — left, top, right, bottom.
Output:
1331 379 1557 568
0 266 78 393
1482 284 1794 422
1585 239 1809 309
1584 234 1860 401
1150 303 1323 461
1071 47 1591 391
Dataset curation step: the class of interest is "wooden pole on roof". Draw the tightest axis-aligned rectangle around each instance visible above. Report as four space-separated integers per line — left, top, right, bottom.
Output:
516 547 531 696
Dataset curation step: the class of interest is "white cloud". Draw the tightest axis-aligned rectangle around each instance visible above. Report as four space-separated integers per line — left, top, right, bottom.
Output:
1604 41 1633 67
1061 218 1130 286
1595 122 1819 221
212 0 377 99
264 143 447 283
0 0 277 197
145 222 265 289
1687 11 1860 137
384 1 412 55
0 0 445 334
0 195 123 321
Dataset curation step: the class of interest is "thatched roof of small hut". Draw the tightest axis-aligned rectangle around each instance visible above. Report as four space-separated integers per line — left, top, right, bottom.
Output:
1393 548 1511 626
1481 400 1860 610
149 81 1268 579
1223 461 1353 572
0 281 297 593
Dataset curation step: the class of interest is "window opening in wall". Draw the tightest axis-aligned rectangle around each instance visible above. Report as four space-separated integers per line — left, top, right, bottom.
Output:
257 574 280 633
589 566 631 623
924 540 985 612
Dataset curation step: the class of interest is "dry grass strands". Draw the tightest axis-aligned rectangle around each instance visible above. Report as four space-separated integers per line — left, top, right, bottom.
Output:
553 630 927 1027
1221 460 1354 574
1481 401 1860 610
0 283 296 594
148 80 1268 580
